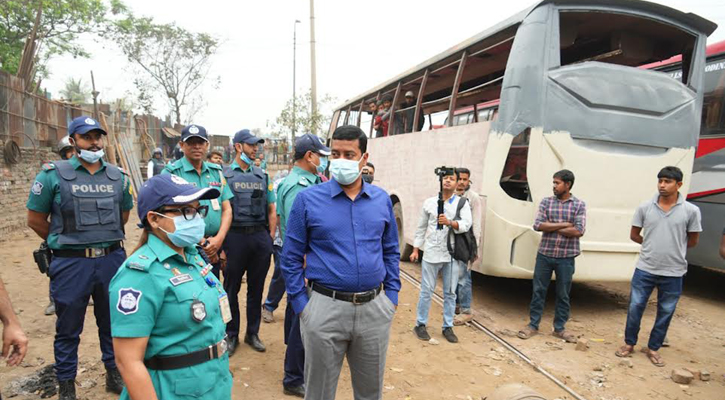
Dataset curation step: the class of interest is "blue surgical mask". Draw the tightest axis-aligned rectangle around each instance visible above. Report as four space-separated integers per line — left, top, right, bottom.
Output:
314 156 328 174
155 213 205 248
330 157 363 185
240 152 254 166
78 148 104 163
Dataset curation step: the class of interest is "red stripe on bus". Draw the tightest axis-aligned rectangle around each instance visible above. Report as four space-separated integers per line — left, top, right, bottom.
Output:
696 137 725 158
687 187 725 199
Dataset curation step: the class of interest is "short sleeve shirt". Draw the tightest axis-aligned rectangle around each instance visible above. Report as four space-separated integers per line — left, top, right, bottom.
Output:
109 234 232 399
632 193 702 277
26 156 134 250
162 157 233 237
276 166 321 241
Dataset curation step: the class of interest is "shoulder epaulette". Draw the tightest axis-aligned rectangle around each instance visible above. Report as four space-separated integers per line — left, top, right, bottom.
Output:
207 162 222 170
118 167 129 176
41 162 56 172
124 251 155 273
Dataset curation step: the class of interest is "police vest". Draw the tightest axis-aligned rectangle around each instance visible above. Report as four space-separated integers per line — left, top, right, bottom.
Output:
150 158 165 176
49 161 126 245
223 166 267 227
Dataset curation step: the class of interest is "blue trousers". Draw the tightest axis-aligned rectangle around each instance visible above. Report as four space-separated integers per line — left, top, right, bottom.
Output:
528 253 575 332
283 302 305 387
49 248 125 380
624 268 683 351
223 230 273 337
455 265 472 312
416 260 459 328
264 245 285 312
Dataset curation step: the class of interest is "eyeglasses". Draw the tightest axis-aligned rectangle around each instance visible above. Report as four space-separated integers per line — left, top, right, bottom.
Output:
157 205 209 220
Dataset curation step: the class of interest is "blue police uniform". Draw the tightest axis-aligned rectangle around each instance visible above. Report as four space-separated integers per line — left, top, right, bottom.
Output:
223 129 275 352
25 117 132 394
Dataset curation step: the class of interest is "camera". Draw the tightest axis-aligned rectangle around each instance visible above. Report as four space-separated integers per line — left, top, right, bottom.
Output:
434 166 456 177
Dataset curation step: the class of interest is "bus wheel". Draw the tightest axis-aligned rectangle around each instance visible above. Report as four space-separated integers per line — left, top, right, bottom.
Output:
393 201 413 261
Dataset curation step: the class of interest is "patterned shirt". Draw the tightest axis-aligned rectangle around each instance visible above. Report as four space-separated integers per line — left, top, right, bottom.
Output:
533 196 586 258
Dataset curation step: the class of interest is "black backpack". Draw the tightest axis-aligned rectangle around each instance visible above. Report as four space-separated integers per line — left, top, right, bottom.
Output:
447 197 478 263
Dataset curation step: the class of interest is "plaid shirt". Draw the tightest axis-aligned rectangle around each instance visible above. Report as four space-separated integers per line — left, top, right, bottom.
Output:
533 196 586 258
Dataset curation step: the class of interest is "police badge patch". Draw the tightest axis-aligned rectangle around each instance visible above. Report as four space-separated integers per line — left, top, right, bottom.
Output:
117 288 142 315
191 299 206 322
31 181 43 195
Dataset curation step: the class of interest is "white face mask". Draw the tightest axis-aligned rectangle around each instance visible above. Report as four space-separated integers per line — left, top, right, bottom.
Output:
78 148 105 163
329 157 363 185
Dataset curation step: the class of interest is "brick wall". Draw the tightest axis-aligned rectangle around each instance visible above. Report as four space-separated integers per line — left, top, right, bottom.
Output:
0 141 56 240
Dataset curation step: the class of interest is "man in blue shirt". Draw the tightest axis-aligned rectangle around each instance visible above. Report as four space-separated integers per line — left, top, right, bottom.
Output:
281 125 400 400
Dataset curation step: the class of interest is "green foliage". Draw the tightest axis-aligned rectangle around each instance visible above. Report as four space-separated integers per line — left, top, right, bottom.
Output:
0 0 111 78
59 76 90 103
273 90 337 139
107 14 220 125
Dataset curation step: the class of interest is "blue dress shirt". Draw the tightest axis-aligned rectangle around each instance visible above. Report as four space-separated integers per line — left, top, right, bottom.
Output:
281 179 401 315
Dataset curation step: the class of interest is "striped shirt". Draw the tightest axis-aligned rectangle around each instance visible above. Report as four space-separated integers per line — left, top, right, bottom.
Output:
533 196 587 258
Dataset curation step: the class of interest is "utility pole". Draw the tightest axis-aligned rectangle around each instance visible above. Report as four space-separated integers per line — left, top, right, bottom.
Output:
292 20 301 142
90 70 99 120
310 0 318 133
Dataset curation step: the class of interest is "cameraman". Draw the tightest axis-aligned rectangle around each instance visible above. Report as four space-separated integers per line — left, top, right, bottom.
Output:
410 168 471 343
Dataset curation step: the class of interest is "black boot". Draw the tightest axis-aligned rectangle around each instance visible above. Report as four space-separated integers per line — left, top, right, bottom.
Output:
105 366 124 394
58 380 76 400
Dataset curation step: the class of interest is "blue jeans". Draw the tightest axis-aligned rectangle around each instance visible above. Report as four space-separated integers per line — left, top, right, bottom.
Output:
528 253 575 332
416 260 459 328
455 264 472 313
624 268 683 351
264 245 285 312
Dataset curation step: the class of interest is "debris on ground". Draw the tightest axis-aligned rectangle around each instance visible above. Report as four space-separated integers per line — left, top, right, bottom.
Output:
4 364 58 398
575 338 589 351
671 368 695 384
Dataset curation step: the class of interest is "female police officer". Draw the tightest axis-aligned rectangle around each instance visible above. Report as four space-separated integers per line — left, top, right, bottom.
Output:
109 174 232 400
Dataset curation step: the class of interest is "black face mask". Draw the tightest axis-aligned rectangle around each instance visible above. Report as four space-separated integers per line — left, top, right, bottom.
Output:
362 174 374 184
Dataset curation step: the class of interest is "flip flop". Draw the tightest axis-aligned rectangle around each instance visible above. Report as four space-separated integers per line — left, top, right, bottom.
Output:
615 345 634 357
552 330 577 343
643 348 666 367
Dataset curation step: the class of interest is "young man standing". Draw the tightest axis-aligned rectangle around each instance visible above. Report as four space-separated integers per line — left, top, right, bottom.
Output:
616 166 701 367
518 169 586 343
453 167 482 326
411 169 472 343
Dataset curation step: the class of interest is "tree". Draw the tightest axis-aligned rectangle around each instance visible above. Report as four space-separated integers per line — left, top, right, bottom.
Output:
0 0 120 80
273 90 337 140
59 77 90 103
108 14 220 125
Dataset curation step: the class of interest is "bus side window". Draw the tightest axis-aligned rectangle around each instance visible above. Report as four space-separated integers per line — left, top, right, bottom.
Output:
499 128 531 202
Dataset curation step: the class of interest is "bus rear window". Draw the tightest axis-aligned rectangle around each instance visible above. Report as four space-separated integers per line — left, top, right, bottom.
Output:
559 11 696 83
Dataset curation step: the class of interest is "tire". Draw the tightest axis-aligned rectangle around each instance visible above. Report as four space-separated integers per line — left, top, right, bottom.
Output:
393 201 413 261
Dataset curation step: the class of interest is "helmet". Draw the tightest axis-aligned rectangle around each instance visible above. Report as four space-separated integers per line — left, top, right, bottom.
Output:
153 147 163 155
57 136 73 153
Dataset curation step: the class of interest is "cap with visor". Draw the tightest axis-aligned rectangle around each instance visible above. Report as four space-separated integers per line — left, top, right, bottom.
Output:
137 174 220 227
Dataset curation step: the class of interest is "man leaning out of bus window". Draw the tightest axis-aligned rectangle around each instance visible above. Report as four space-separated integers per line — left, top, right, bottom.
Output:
518 169 586 344
410 168 472 344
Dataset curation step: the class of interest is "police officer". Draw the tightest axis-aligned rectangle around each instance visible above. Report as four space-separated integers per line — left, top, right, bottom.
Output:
109 174 232 400
163 125 233 278
26 116 131 400
275 133 329 397
223 129 277 354
146 147 165 180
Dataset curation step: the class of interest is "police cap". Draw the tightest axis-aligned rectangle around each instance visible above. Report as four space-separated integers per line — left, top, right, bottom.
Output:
294 134 330 157
68 116 107 136
181 124 209 142
137 174 220 226
233 129 264 145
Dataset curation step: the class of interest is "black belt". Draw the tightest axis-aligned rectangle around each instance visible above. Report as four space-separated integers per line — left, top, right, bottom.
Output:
51 242 123 259
230 225 267 234
309 282 382 305
144 339 228 370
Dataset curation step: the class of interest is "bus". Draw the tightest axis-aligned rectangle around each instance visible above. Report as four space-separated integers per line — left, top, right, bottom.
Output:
650 40 725 271
329 0 717 281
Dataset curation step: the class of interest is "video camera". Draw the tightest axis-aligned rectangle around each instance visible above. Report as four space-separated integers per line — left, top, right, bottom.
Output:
434 166 456 230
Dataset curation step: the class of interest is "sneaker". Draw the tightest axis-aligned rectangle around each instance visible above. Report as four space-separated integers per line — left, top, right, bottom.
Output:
442 327 459 343
262 307 275 323
44 301 56 316
414 325 431 341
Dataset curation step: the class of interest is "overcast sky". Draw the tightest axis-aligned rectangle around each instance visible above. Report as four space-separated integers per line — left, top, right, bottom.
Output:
42 0 725 138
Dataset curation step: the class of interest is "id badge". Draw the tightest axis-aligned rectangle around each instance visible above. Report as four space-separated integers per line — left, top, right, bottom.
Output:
219 293 232 323
211 198 220 211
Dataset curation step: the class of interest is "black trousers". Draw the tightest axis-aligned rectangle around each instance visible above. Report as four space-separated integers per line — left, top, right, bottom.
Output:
222 229 273 337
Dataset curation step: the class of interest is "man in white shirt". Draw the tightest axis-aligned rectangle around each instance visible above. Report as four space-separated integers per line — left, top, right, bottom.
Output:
453 167 482 326
410 169 472 343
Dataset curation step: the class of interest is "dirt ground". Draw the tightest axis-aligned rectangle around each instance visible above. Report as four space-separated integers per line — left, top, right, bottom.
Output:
1 213 724 400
